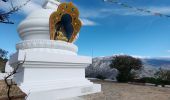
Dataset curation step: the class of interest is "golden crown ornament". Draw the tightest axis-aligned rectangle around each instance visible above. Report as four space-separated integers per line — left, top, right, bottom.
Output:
49 2 82 43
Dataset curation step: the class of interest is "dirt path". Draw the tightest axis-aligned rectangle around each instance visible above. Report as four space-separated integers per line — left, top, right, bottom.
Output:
81 80 170 100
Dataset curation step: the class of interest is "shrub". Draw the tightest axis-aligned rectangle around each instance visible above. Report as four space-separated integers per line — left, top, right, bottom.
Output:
110 55 143 82
155 68 170 80
0 58 7 73
132 77 170 87
0 48 8 73
96 74 106 80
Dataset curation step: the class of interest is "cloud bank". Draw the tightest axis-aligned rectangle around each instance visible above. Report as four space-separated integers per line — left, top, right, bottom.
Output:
80 18 98 26
80 6 170 19
0 0 43 15
0 0 97 26
2 1 169 26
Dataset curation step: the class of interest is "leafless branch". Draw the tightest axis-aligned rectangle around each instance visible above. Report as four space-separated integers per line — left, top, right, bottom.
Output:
4 55 26 100
0 0 31 24
1 0 8 2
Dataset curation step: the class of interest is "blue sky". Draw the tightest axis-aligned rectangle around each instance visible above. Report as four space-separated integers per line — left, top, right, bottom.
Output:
0 0 170 57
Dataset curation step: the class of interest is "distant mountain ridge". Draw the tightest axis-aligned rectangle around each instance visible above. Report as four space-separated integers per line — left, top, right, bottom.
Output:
142 58 170 69
85 56 170 80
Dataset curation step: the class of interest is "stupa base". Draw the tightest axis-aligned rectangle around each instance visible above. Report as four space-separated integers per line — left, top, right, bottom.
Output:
9 49 101 100
23 83 100 100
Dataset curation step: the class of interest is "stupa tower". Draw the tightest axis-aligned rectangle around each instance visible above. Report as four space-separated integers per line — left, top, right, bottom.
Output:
9 0 101 100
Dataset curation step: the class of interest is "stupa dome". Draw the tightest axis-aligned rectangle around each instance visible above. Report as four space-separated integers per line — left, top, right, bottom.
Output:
18 1 80 42
18 9 55 40
16 1 80 55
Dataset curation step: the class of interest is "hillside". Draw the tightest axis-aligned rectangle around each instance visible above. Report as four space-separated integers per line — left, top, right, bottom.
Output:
85 56 170 80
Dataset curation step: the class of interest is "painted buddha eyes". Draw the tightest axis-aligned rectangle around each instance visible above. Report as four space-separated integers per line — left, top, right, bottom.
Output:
72 8 75 11
64 4 75 12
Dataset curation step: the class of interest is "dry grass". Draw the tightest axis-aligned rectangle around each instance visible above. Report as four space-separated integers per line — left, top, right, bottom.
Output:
82 80 170 100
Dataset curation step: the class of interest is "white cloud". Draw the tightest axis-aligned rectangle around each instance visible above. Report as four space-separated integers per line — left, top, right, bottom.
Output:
0 1 12 11
0 0 98 26
0 0 44 15
111 54 170 60
2 1 170 17
80 18 98 26
148 7 170 14
15 0 43 15
167 50 170 53
112 53 151 59
33 0 46 5
20 1 42 15
131 55 151 59
100 8 136 16
100 8 150 16
79 8 112 18
79 6 170 19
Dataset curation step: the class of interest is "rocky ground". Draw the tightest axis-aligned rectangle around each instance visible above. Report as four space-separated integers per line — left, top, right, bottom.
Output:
0 80 26 100
81 80 170 100
1 80 170 100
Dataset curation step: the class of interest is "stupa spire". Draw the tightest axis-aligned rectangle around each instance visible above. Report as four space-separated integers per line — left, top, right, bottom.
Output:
43 0 61 9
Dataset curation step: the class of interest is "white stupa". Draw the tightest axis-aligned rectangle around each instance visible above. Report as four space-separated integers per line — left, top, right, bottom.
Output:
9 0 101 100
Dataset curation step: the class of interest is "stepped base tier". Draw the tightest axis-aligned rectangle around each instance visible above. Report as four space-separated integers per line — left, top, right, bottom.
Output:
9 1 101 99
9 40 101 100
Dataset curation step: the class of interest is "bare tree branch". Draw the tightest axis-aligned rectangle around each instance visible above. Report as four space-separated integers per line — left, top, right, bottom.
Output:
4 55 26 100
0 0 31 24
0 20 14 24
1 0 8 2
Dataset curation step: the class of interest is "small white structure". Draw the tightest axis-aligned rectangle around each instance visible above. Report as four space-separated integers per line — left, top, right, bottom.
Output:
5 61 13 73
0 73 6 80
9 0 101 100
0 62 13 80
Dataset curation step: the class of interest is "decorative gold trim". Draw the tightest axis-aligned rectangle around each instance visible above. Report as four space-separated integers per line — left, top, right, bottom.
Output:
49 2 82 43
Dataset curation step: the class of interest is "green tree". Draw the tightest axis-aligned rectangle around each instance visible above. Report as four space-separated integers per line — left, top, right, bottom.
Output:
0 48 8 73
110 55 143 82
